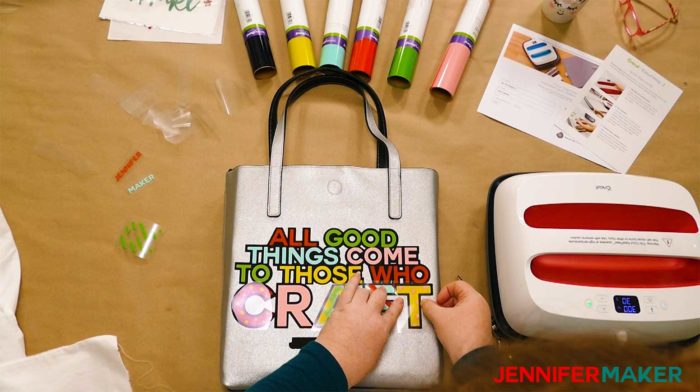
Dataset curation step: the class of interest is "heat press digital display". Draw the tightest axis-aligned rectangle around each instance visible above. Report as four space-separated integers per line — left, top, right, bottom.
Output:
614 295 640 314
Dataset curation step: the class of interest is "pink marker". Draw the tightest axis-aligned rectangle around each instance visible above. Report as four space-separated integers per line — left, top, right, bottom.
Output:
431 0 491 98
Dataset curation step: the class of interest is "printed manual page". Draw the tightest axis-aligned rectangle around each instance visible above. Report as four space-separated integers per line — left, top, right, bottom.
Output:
556 46 683 173
477 24 606 166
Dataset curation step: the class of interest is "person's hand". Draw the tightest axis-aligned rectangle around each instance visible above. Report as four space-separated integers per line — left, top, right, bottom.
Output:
575 119 596 132
421 280 493 364
316 273 404 387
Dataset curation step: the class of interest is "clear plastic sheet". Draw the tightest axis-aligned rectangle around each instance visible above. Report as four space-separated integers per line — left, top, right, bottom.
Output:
214 78 255 116
91 73 198 144
215 78 235 116
142 105 193 144
32 141 97 176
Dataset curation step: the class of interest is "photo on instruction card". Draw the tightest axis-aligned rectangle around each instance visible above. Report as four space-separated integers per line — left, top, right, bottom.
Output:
596 72 625 99
566 103 598 135
566 87 615 135
504 31 599 88
584 88 614 118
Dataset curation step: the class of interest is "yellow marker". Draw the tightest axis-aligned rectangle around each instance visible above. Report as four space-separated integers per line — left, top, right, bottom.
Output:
280 0 316 73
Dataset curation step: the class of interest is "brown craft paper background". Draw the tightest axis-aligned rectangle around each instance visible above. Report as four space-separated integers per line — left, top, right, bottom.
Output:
1 0 698 390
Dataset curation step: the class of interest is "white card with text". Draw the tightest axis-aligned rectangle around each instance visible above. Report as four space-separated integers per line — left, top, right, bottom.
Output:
556 46 682 173
100 0 224 36
107 0 225 44
477 25 607 168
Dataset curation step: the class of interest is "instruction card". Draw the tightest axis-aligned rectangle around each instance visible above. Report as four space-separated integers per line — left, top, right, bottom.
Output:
107 0 225 44
478 25 606 167
100 0 224 36
479 25 683 173
556 46 682 173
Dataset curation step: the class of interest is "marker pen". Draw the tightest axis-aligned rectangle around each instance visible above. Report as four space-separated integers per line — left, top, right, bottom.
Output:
320 0 354 69
387 0 433 88
280 0 316 74
348 0 387 80
431 0 491 98
234 0 276 79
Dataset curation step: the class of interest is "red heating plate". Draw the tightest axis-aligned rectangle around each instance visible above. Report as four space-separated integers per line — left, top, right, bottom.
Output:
524 203 698 233
531 254 700 288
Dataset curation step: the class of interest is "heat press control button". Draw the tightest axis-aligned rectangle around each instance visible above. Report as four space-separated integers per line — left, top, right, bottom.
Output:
643 296 655 304
645 305 657 314
659 301 668 310
597 305 609 313
596 295 608 303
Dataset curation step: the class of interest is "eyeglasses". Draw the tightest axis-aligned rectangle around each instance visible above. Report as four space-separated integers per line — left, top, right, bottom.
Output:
619 0 679 37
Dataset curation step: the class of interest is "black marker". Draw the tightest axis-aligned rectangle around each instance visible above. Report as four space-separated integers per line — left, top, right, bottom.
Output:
234 0 276 79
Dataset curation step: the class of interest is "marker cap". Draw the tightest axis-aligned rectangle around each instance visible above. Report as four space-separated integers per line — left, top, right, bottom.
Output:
431 42 471 98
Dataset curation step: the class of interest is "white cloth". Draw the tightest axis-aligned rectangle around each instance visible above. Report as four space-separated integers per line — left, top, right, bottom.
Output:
0 208 24 362
0 335 132 392
0 208 132 391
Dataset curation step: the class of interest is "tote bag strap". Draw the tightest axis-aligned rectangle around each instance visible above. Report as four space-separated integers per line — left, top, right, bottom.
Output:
267 68 402 220
268 67 389 168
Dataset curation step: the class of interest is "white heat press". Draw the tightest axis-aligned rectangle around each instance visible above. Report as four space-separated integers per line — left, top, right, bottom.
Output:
487 173 700 344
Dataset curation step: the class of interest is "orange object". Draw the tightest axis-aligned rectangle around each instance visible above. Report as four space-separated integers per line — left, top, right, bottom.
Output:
115 151 142 181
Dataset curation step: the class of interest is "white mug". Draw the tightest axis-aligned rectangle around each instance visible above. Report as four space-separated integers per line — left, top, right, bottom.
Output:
542 0 589 23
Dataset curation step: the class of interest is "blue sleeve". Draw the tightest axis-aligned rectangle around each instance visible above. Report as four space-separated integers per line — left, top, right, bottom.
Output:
248 341 349 392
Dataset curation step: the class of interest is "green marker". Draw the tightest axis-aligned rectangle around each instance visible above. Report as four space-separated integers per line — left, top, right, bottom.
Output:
387 0 434 89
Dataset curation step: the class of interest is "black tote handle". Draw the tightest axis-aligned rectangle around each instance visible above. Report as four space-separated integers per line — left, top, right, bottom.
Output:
267 67 389 168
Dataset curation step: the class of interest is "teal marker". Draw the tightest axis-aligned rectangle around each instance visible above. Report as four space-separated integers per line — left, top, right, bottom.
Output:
320 0 354 68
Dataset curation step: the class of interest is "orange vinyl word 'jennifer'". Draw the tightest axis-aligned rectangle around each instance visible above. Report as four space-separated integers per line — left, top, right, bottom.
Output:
115 151 142 181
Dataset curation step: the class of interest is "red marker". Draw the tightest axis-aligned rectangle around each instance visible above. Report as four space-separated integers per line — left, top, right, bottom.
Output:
348 0 387 80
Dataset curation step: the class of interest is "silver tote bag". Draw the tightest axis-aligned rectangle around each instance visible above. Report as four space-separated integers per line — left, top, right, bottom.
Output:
222 69 440 389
